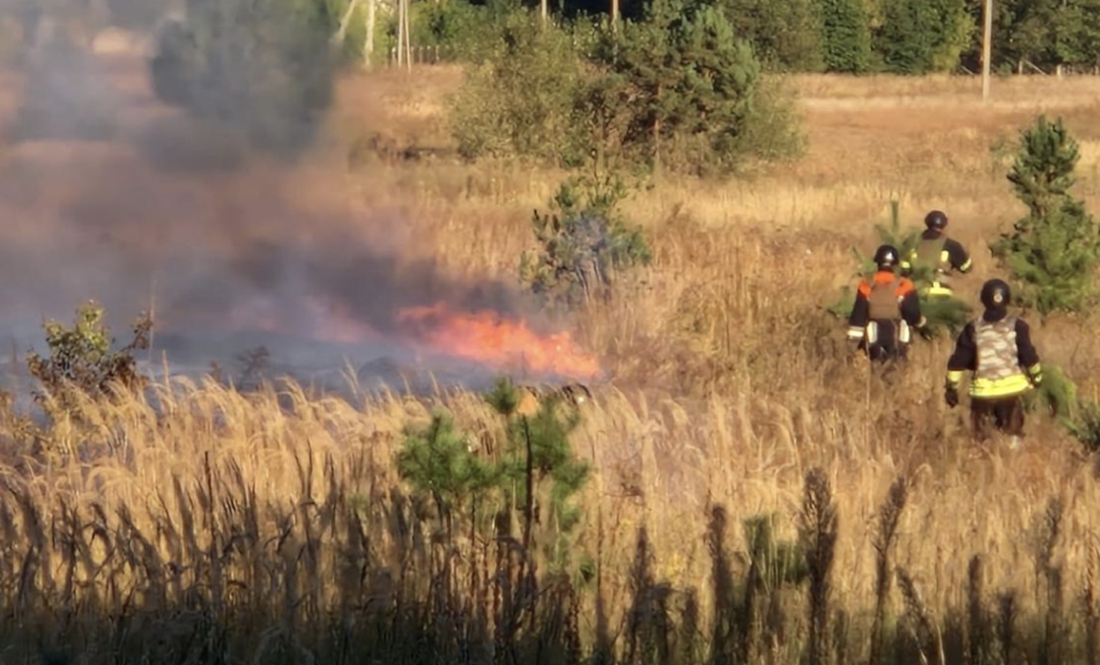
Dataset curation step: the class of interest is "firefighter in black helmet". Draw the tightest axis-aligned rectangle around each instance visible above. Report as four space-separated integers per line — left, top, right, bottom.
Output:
944 279 1042 449
847 244 927 362
901 210 973 297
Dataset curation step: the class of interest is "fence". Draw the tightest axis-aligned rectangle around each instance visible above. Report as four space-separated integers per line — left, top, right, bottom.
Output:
384 44 458 67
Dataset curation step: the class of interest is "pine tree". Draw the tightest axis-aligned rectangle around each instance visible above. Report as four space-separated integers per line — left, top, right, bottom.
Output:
990 115 1100 316
593 0 764 175
717 0 826 72
817 0 872 73
875 0 972 73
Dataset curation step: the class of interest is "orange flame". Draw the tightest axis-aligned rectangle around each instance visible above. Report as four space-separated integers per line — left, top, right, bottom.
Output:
396 302 600 379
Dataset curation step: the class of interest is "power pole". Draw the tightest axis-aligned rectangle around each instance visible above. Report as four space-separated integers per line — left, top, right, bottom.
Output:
396 0 404 67
541 0 548 24
611 0 619 29
982 0 993 102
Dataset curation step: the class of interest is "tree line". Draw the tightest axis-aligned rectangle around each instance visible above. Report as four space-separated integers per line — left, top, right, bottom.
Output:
344 0 1100 75
4 0 1100 75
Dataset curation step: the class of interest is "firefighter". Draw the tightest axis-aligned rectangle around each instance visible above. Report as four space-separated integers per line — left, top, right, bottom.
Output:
900 210 973 297
847 244 927 362
944 279 1042 448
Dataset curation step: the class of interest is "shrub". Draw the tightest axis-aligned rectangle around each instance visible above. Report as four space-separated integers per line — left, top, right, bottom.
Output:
397 377 592 571
591 0 769 176
446 10 591 167
446 0 803 175
990 115 1100 317
26 301 151 411
520 172 652 309
149 0 336 156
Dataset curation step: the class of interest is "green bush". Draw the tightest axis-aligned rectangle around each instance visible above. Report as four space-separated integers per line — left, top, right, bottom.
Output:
520 172 652 309
716 0 826 72
397 377 592 571
990 115 1100 317
446 0 803 176
26 301 152 410
446 10 592 167
592 0 767 176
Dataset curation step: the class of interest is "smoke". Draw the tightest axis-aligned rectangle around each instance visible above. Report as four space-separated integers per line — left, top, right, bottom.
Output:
0 24 548 388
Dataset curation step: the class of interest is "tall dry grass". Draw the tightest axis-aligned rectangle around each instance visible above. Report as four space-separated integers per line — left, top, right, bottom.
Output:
6 56 1100 662
0 371 1097 663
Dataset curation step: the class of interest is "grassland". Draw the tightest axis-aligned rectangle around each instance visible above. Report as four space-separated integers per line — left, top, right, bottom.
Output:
3 53 1100 663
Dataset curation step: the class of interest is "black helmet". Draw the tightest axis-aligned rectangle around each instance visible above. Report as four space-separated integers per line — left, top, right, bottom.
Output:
873 244 900 270
925 210 948 230
980 279 1011 309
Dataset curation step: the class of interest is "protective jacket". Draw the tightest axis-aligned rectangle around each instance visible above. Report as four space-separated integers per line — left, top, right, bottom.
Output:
901 230 972 296
847 270 924 342
945 309 1042 398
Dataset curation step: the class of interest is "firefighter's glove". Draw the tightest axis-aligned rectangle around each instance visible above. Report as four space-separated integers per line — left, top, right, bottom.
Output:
1027 364 1043 387
944 385 959 408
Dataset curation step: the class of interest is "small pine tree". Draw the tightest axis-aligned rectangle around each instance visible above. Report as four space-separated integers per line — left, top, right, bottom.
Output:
990 115 1100 316
520 173 651 309
818 0 873 73
485 377 591 571
396 377 593 573
716 0 826 72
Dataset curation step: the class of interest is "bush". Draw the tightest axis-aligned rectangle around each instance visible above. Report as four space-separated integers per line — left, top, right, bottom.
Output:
990 115 1100 316
592 0 768 176
149 0 336 157
716 0 826 72
26 301 152 411
398 377 592 571
520 172 652 309
446 10 592 167
446 0 803 176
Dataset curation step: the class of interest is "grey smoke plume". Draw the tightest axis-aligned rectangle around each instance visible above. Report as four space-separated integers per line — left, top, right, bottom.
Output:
0 25 564 387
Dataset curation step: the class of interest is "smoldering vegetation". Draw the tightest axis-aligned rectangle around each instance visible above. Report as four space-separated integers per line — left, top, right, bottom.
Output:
0 23 562 392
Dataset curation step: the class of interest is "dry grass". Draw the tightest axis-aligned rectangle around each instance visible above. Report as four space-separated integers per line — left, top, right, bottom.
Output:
3 55 1100 662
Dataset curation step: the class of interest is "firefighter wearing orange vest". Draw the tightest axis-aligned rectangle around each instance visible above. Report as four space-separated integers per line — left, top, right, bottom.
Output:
900 210 973 297
847 244 927 362
944 279 1042 447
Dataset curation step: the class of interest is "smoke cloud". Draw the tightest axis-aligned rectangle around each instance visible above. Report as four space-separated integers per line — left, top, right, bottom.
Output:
0 25 550 390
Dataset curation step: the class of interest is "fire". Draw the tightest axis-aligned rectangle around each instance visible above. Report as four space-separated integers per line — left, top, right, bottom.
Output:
396 303 600 379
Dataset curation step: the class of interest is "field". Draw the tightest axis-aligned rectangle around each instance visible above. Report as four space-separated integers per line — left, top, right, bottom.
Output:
3 49 1100 663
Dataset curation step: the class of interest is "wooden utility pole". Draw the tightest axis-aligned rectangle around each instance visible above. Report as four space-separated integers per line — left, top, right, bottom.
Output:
403 0 411 70
364 0 376 69
611 0 619 29
981 0 993 101
540 0 548 24
396 0 404 67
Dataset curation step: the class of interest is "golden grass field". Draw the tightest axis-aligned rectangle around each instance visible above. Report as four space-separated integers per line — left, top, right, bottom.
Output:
3 49 1100 662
